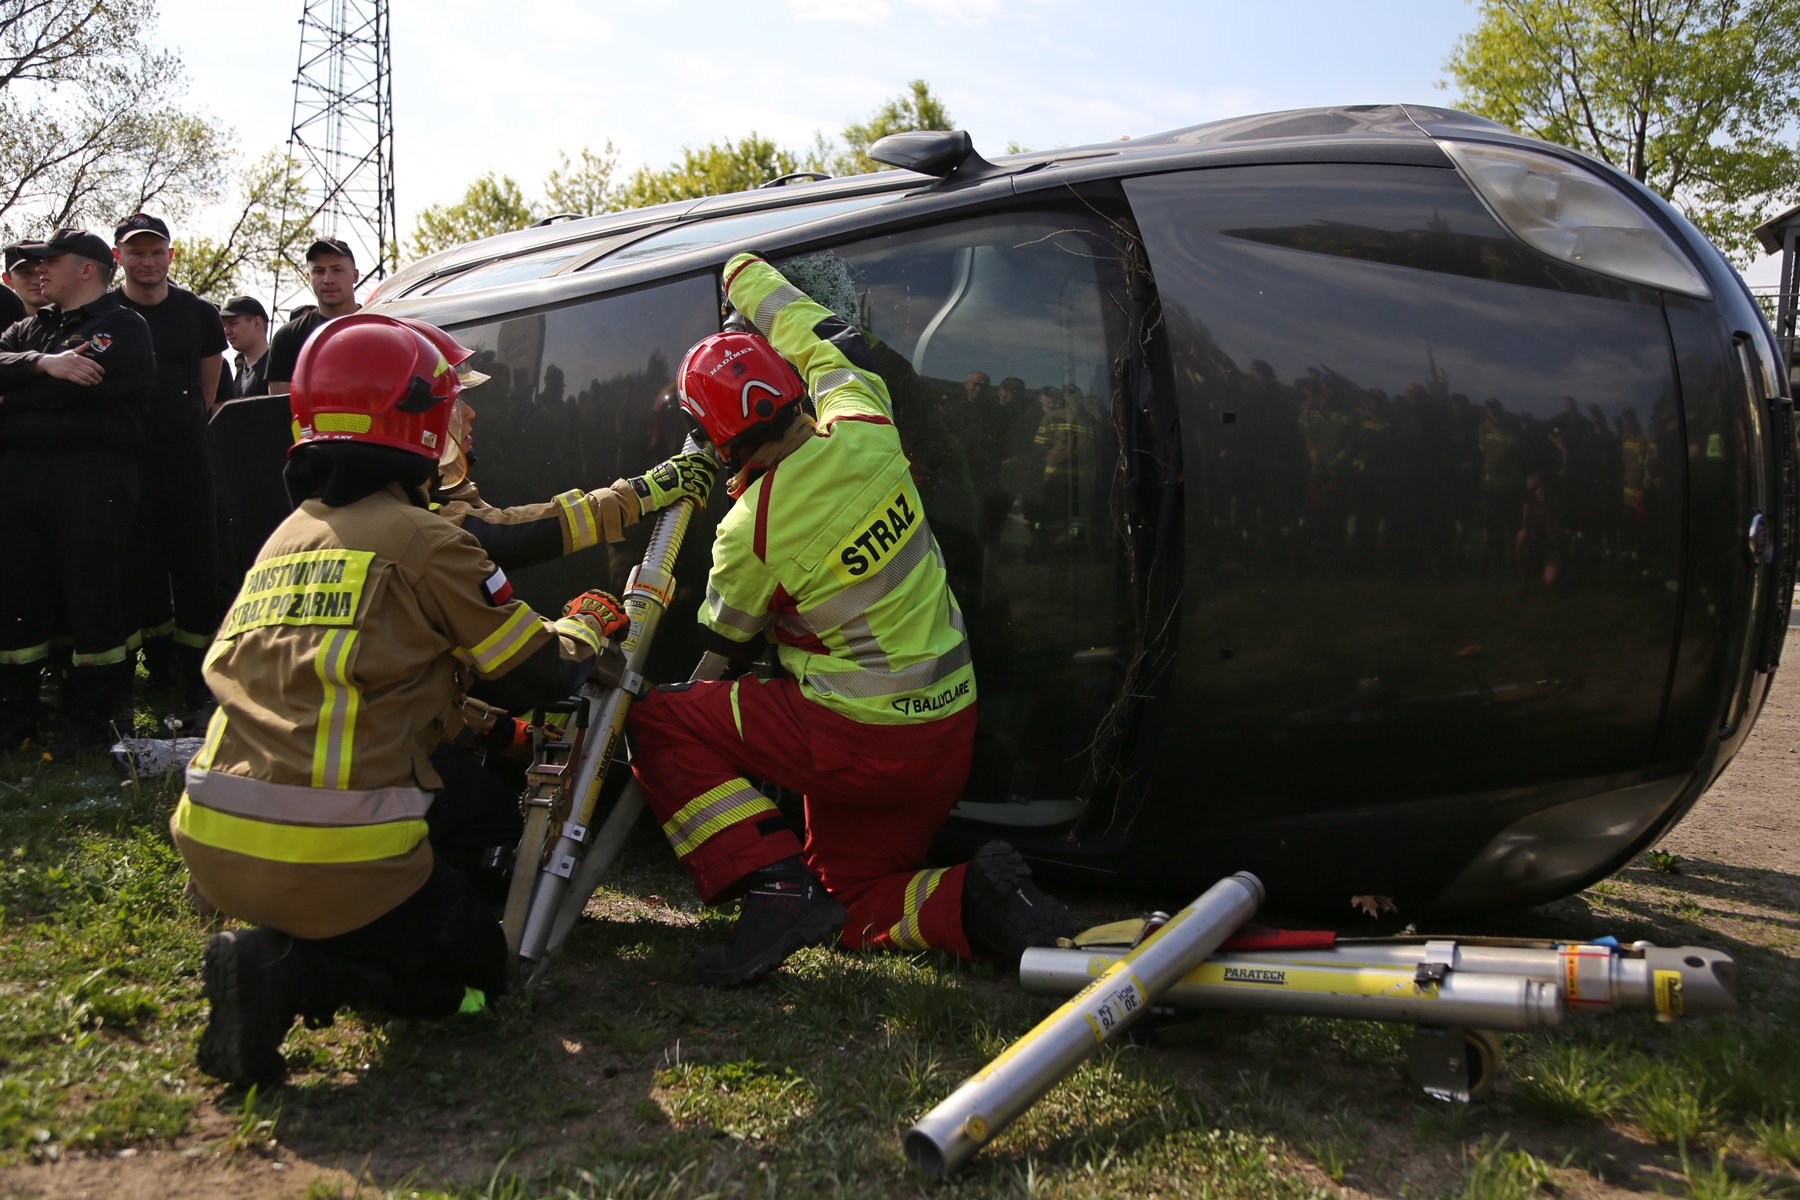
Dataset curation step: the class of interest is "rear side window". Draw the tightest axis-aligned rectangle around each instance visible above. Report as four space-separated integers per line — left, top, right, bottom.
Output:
444 274 720 680
1125 163 1682 801
788 213 1139 814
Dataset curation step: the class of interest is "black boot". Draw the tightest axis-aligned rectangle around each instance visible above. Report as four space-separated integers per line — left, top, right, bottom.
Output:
697 856 846 988
0 663 42 753
960 841 1075 967
48 662 132 759
197 928 305 1088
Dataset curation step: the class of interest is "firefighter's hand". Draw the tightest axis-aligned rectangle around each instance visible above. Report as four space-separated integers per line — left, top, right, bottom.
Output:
629 451 719 514
36 344 103 386
561 589 629 637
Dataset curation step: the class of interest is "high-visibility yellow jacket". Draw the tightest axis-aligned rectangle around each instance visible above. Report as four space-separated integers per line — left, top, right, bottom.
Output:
702 254 975 726
171 483 606 938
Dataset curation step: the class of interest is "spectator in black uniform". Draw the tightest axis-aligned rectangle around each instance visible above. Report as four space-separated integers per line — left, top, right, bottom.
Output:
220 295 270 398
0 229 155 755
0 245 29 331
267 238 359 395
112 213 229 713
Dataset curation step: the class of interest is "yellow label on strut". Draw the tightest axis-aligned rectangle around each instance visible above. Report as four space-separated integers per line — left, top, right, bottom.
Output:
1081 973 1147 1042
220 550 374 638
1654 969 1685 1017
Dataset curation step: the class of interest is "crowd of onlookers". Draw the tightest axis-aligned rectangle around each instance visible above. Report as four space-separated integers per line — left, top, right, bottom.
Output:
0 215 366 758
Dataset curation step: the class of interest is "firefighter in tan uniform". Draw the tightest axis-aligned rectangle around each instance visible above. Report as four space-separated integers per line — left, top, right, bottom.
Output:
174 314 657 1089
394 319 717 889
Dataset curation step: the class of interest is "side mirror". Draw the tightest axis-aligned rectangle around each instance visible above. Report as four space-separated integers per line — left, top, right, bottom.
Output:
868 130 1006 186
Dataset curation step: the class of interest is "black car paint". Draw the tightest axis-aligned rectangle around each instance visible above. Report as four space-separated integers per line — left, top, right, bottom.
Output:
366 104 1793 914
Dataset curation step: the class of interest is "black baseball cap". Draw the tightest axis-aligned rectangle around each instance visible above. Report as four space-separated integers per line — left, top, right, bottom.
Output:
3 242 44 271
16 228 115 267
305 237 356 264
114 213 171 245
220 295 268 320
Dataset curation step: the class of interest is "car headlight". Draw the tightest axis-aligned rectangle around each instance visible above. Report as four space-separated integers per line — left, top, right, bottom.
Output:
1440 139 1712 299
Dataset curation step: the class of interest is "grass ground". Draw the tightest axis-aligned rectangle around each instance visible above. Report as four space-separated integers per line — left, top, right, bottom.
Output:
0 757 1796 1198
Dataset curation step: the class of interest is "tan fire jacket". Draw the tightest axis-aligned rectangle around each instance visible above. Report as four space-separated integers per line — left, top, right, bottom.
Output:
432 478 640 570
172 483 606 938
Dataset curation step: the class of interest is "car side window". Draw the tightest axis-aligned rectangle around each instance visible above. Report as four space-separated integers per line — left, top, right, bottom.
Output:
785 213 1136 818
443 273 721 681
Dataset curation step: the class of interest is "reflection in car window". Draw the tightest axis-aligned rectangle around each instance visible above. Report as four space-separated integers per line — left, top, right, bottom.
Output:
443 274 722 683
783 214 1134 814
1205 163 1628 295
1125 163 1681 805
590 195 892 268
424 246 586 295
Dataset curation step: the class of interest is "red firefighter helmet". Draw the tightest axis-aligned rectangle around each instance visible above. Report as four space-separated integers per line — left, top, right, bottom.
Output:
675 331 805 451
289 314 460 460
393 316 491 487
392 317 491 389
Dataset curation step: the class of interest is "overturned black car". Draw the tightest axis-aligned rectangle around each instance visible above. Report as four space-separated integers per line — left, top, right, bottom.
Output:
291 103 1791 915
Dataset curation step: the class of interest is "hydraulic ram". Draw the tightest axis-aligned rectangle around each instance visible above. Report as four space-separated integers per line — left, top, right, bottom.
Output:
1020 938 1736 1023
904 872 1263 1177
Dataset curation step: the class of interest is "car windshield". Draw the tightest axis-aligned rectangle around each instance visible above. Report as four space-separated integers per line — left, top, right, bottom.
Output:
587 195 893 269
424 246 586 296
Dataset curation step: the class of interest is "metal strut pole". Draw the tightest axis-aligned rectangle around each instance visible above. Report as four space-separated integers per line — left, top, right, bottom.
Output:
503 440 709 978
904 872 1264 1177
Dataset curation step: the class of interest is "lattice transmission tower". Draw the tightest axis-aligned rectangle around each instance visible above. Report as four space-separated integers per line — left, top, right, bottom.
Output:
276 0 396 310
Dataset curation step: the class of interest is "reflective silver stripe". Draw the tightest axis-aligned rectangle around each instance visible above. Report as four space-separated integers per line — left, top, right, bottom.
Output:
184 767 433 828
812 366 880 399
796 522 937 634
805 636 972 701
753 283 806 336
706 583 770 635
557 489 597 550
662 781 775 857
838 615 891 671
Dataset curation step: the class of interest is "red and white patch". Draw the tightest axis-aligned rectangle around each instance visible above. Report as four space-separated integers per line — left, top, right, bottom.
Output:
88 333 112 352
482 567 513 606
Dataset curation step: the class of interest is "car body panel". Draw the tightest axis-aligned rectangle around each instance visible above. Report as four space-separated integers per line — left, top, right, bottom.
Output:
356 104 1794 914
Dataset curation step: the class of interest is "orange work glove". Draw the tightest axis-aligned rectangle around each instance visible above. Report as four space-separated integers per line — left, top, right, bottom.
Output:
561 589 629 638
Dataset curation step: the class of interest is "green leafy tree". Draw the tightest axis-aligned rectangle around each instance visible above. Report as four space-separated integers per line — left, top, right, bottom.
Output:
1444 0 1800 260
833 79 954 176
409 172 540 258
0 0 228 241
544 143 621 217
173 151 315 302
615 134 798 207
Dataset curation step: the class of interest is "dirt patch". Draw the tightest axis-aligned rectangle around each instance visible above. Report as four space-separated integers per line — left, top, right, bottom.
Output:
1658 629 1800 879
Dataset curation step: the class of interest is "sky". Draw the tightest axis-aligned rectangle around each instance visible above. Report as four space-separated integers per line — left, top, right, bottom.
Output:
152 0 1782 286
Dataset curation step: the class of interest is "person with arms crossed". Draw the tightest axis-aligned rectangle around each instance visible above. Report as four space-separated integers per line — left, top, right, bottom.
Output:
0 230 156 755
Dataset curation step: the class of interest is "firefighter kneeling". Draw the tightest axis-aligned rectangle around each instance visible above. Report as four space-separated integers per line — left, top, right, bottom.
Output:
173 315 632 1088
629 252 1075 987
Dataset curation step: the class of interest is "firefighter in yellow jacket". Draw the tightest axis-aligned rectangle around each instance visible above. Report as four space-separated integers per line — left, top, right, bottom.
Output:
173 314 656 1089
628 253 1073 987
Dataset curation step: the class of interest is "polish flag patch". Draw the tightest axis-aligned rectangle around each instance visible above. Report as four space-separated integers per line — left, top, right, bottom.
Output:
482 567 512 606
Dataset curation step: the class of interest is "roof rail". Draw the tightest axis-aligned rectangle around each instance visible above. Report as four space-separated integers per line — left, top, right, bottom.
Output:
759 171 832 189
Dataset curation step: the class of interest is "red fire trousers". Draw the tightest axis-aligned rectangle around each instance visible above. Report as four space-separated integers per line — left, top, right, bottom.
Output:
628 675 977 957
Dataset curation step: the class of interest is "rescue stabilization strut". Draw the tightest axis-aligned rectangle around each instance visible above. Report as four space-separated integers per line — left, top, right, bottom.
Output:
903 871 1264 1177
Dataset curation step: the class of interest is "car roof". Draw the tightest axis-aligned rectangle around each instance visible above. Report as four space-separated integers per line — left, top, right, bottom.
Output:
369 103 1522 329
